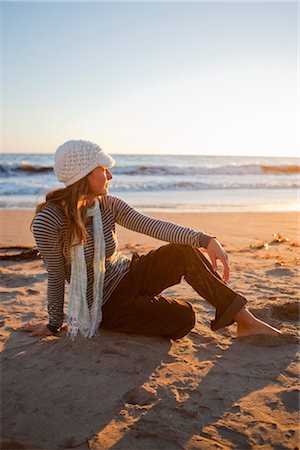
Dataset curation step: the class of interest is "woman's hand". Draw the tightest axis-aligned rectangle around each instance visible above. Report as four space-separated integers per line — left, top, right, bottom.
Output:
19 322 54 337
207 238 230 282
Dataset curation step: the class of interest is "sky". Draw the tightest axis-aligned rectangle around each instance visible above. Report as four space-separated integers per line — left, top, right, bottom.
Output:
1 1 298 157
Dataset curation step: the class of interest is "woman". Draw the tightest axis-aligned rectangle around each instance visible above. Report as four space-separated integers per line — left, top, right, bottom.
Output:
21 140 280 339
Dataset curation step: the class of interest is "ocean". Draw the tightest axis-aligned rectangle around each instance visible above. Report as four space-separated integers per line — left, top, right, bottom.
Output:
0 153 299 212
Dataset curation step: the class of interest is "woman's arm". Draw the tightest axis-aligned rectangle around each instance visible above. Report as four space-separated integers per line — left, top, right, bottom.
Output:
30 206 67 333
106 196 229 281
108 196 213 248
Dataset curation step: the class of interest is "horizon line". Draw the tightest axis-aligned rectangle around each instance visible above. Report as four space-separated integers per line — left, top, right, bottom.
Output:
1 152 298 159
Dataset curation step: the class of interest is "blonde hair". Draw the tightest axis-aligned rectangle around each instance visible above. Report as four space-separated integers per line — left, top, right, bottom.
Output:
31 176 95 261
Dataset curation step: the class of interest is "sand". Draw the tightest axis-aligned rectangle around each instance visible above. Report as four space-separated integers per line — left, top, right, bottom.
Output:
0 210 299 450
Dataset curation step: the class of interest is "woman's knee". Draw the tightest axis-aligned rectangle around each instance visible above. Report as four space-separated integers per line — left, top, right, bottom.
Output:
171 243 192 252
164 243 193 255
166 243 194 267
172 243 197 262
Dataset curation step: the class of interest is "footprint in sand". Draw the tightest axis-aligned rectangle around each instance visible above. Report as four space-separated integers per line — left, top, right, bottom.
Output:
265 268 294 277
123 386 157 406
280 389 299 413
271 302 299 321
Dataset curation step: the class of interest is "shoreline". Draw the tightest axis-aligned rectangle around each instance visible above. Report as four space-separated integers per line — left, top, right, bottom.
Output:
1 209 299 248
0 186 299 214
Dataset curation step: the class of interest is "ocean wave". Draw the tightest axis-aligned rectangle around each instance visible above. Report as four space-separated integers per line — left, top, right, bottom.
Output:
0 162 53 175
1 161 299 177
111 181 299 191
0 180 298 196
109 163 300 176
261 165 300 174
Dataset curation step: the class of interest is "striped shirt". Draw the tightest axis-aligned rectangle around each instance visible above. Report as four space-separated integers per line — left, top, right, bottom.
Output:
32 195 212 329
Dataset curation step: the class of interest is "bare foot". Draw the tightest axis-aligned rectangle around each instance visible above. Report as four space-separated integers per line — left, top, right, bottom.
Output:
237 318 282 337
234 308 281 338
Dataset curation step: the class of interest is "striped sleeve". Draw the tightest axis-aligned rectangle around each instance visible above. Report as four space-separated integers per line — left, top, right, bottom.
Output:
107 196 213 248
31 207 66 329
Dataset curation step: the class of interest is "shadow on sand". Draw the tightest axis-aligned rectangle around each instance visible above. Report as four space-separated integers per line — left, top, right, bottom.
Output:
1 321 297 450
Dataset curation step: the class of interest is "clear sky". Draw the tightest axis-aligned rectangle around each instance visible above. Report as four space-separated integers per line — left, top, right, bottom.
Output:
2 1 298 156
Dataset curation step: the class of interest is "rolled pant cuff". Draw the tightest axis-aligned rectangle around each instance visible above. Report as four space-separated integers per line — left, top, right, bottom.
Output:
211 294 247 331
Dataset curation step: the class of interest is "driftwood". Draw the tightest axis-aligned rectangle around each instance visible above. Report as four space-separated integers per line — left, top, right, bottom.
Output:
0 246 41 261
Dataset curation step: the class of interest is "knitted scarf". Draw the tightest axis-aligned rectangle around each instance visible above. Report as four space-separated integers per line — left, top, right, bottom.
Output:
67 200 105 339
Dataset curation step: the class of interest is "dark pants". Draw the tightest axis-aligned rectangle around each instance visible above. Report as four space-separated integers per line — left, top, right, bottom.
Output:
101 244 247 340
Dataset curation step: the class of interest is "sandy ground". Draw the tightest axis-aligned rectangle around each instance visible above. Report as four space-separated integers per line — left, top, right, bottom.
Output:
0 210 299 450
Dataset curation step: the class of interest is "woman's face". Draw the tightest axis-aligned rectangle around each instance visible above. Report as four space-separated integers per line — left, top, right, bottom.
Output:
87 166 113 197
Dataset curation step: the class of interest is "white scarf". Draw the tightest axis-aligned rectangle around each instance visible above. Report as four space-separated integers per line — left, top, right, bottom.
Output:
67 200 106 339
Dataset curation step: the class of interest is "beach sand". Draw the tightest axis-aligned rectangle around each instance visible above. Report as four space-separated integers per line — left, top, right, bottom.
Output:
1 210 299 450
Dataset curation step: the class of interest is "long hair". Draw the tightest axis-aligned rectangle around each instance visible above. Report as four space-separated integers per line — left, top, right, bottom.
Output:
31 176 93 261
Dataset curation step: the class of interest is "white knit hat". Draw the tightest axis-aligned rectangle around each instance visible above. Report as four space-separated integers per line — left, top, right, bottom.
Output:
54 140 115 186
